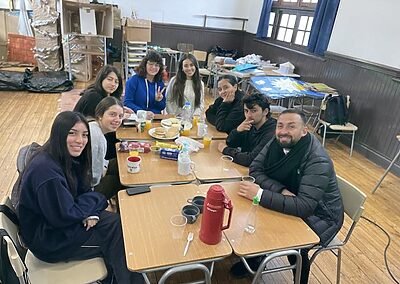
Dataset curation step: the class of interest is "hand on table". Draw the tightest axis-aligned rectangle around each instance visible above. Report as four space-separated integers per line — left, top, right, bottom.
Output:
218 142 227 153
123 106 134 119
237 118 254 132
146 111 155 120
155 86 166 102
238 181 260 201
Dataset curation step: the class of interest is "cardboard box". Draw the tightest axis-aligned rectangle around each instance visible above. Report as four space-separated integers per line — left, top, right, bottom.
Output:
79 7 97 35
61 0 114 38
123 18 151 42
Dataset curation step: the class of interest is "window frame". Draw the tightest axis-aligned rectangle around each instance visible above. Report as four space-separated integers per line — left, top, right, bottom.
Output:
266 0 318 50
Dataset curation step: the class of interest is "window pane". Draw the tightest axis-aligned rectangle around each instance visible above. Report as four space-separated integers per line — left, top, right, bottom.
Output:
304 32 310 45
281 14 289 27
277 27 286 41
299 16 308 30
291 0 297 2
302 0 311 2
295 31 304 45
269 12 276 25
288 15 296 28
311 0 318 3
284 29 293 42
306 17 313 30
267 25 273 37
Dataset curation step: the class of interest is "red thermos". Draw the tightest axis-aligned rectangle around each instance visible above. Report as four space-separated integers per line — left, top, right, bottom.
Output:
199 184 233 245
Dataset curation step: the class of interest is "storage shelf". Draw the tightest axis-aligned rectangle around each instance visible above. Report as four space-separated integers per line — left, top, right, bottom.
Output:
123 41 148 79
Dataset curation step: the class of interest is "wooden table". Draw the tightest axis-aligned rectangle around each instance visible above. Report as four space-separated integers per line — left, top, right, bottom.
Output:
191 141 248 182
118 184 232 281
116 120 228 141
199 182 320 282
116 144 196 186
209 182 320 256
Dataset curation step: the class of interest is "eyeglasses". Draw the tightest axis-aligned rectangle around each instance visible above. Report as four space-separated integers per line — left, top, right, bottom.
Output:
147 62 161 68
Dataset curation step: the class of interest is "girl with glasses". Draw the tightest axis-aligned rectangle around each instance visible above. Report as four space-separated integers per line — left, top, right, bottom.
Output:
124 51 166 117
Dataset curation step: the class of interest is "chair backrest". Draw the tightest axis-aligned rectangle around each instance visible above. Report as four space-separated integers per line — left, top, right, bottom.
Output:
0 196 27 283
193 50 207 62
336 175 367 223
177 43 194 53
0 197 19 245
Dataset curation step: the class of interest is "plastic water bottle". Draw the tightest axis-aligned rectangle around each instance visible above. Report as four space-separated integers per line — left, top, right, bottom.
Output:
245 196 259 234
177 150 192 176
182 101 192 124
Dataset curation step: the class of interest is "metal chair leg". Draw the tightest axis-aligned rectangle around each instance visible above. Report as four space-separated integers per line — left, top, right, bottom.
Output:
250 250 302 284
158 263 212 284
350 130 355 157
371 147 400 193
336 248 342 284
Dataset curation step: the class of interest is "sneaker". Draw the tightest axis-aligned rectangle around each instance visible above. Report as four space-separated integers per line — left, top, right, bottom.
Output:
230 256 263 279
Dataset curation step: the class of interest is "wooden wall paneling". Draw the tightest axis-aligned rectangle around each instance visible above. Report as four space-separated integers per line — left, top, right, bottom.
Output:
241 33 400 175
151 23 245 56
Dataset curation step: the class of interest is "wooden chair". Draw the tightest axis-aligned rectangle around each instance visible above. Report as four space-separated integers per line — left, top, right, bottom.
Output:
193 50 212 94
309 175 367 284
313 94 358 157
0 196 108 284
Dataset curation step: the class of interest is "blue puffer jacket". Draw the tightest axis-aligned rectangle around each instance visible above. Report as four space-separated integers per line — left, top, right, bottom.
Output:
249 134 344 246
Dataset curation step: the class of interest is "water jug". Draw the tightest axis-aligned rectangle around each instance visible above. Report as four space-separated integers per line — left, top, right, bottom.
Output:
199 184 233 245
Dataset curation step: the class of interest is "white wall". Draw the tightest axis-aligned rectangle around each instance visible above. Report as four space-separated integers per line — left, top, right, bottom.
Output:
108 0 257 31
328 0 400 69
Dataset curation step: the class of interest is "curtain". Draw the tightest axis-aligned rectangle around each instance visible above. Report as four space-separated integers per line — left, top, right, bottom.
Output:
256 0 274 38
307 0 340 56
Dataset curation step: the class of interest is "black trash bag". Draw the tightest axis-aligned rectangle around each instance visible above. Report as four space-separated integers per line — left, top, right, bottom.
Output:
23 69 74 93
0 71 25 91
209 45 239 59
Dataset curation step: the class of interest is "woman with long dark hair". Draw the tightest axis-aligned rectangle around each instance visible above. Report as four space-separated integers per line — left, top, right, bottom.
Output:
74 65 128 160
124 51 166 116
166 53 204 116
74 65 124 118
205 74 245 133
18 111 144 283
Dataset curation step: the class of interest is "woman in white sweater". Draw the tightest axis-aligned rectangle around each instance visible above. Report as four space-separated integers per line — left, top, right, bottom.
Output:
89 96 124 199
166 53 204 117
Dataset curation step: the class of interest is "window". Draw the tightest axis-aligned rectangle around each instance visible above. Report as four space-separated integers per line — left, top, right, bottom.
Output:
267 0 318 48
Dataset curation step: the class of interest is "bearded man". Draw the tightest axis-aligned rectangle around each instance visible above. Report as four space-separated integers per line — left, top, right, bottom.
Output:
230 109 344 284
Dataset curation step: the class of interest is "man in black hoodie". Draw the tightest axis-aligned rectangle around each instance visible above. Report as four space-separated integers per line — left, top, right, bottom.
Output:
218 92 276 167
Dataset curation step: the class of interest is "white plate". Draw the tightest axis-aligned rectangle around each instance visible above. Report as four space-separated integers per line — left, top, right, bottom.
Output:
148 128 180 140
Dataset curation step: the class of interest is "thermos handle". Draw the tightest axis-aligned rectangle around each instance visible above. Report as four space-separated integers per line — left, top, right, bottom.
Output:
221 200 233 231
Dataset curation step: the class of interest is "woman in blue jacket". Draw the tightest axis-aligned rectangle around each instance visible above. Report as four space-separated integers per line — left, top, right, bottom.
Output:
18 111 144 283
124 51 166 116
